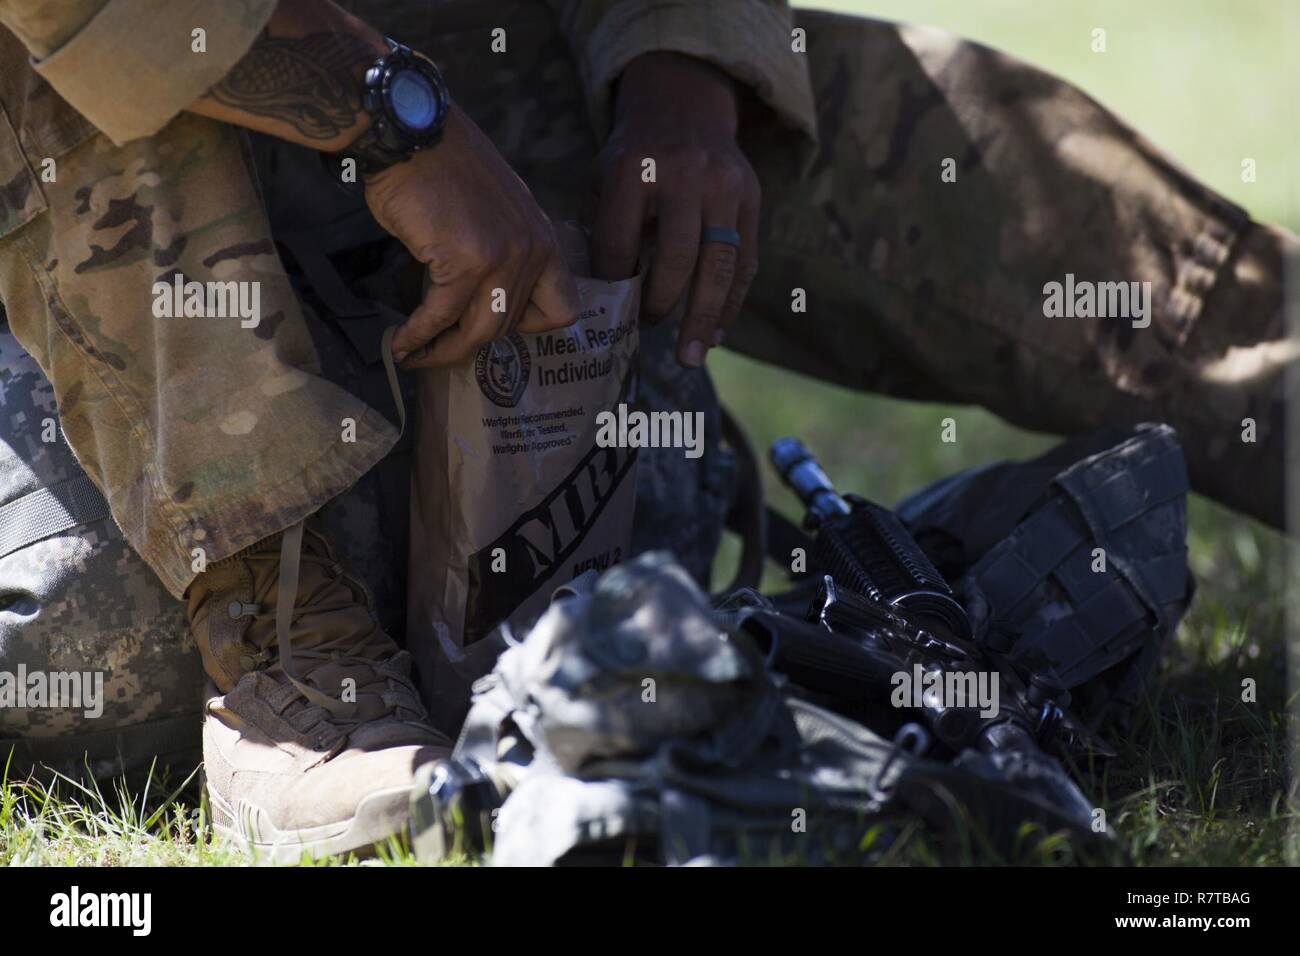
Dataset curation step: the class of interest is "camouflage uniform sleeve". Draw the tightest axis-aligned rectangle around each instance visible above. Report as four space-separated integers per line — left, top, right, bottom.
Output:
546 0 818 171
0 0 278 145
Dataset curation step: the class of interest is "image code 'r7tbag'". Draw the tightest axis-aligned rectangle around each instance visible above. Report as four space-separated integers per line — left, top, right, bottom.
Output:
408 222 641 725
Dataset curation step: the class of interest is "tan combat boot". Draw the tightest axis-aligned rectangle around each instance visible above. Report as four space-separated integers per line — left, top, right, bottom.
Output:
188 518 451 861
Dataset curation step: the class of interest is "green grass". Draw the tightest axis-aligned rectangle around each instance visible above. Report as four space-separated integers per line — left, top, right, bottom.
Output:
2 0 1295 865
0 760 471 867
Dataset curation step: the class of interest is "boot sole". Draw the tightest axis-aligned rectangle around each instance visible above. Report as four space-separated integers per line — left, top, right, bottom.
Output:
208 783 414 864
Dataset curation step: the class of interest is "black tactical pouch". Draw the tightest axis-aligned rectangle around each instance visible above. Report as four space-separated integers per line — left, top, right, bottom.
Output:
895 424 1193 732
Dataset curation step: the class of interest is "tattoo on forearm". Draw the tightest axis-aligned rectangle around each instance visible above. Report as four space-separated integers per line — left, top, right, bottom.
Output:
203 32 378 140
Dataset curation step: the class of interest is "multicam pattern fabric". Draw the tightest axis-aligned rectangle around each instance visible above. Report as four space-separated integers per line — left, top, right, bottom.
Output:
0 0 1292 610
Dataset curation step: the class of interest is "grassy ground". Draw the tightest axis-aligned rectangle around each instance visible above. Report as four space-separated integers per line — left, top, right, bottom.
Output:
2 0 1295 865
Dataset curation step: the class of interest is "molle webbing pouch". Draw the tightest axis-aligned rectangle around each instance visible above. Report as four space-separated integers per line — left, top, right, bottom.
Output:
896 424 1192 732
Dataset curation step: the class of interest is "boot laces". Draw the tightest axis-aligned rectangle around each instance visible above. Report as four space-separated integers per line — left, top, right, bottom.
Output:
235 522 425 729
228 327 423 732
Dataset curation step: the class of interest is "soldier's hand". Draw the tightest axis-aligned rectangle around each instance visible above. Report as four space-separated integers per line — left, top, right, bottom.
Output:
364 105 581 368
592 53 761 368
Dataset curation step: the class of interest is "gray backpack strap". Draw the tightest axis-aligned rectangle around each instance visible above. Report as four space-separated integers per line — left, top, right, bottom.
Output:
0 473 110 560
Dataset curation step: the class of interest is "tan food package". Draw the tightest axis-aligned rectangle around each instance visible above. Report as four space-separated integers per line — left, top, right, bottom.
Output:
408 222 641 724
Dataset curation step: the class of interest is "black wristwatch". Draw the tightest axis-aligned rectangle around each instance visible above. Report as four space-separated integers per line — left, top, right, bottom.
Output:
339 38 451 176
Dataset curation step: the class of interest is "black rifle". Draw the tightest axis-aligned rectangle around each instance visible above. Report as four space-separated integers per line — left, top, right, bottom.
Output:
749 437 1100 838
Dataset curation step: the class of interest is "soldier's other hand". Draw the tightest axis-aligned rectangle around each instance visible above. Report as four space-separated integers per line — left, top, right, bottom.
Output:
592 53 761 369
363 105 580 368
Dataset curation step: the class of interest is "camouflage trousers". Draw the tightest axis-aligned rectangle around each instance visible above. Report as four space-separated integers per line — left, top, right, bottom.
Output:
0 1 1292 604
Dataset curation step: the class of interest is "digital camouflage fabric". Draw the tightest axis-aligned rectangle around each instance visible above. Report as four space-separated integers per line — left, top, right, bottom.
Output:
438 551 914 866
0 318 202 778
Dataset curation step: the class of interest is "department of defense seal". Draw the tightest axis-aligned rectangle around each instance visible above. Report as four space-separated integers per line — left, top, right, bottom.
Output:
475 333 531 408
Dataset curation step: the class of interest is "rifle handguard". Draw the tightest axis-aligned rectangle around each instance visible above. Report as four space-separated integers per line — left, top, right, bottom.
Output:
771 438 971 643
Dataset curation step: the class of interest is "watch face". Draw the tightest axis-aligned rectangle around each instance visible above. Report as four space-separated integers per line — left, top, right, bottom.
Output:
387 69 441 132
